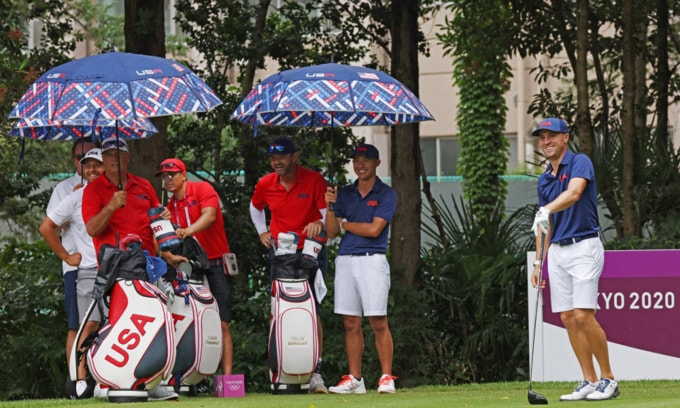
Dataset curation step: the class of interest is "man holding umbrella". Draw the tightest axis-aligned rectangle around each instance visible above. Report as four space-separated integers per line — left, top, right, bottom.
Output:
82 136 160 255
81 136 178 401
249 137 329 393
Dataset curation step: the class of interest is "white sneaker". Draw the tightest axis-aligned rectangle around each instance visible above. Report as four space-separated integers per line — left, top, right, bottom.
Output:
75 380 88 398
559 380 597 401
93 383 108 398
308 373 328 394
377 374 397 394
328 374 366 394
585 378 620 401
147 386 179 401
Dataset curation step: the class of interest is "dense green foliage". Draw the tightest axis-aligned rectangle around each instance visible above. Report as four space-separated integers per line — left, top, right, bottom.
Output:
438 0 516 222
0 241 66 400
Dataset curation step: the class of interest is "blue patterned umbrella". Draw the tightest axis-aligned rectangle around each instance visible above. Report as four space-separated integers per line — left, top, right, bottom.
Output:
9 51 222 125
10 117 157 141
231 63 434 128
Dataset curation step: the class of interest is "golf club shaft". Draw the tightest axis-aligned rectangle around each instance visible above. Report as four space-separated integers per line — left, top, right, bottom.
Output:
529 233 545 387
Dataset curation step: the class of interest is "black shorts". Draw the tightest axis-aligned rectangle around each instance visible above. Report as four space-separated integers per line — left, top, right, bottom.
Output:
194 262 233 323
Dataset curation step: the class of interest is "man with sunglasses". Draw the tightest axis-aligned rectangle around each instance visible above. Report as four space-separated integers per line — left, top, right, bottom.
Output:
81 136 178 401
154 158 235 383
250 137 329 393
45 136 96 397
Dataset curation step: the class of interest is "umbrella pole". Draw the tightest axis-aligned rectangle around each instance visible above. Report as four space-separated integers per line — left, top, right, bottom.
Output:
115 121 122 191
329 113 335 211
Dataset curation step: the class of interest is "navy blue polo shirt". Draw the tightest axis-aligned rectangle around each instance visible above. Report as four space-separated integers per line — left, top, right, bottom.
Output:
537 150 600 242
334 177 397 255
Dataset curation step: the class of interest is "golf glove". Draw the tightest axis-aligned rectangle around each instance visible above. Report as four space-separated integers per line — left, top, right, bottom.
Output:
531 206 551 236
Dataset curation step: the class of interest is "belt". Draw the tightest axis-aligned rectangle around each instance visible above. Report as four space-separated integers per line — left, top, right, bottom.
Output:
208 258 223 266
554 232 599 246
348 252 385 256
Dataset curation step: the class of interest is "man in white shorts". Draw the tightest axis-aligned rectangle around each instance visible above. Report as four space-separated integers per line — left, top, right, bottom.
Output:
324 144 398 395
40 148 107 399
530 118 618 401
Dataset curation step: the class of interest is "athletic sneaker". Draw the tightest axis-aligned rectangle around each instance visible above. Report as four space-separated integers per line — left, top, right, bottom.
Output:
585 378 620 401
328 374 366 394
93 383 109 398
308 373 328 394
147 386 179 401
377 374 397 394
559 380 597 401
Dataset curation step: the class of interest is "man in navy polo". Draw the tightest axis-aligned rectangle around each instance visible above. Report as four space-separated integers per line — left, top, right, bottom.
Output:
530 118 618 401
324 144 398 395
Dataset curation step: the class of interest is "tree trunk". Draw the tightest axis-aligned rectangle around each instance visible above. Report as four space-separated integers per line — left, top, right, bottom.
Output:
655 0 669 154
575 0 593 157
390 0 421 287
621 0 635 236
124 0 167 200
241 0 271 191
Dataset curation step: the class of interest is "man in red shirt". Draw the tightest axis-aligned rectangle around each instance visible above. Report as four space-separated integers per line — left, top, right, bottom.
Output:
250 137 329 393
155 158 234 378
81 136 177 401
82 137 161 256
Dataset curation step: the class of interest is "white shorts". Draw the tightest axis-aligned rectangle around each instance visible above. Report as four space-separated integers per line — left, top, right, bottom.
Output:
547 236 604 313
334 254 390 317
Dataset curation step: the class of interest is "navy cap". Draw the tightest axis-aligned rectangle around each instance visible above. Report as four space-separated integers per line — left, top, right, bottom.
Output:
532 118 569 136
268 138 298 155
352 144 379 159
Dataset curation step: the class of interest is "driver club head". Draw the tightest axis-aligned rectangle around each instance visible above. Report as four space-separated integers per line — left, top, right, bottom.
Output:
528 389 549 405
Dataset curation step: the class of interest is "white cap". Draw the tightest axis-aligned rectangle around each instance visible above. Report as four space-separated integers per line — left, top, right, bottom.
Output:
79 148 103 163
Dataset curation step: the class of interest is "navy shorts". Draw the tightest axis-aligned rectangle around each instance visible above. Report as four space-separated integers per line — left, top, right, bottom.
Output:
194 262 233 323
63 270 79 330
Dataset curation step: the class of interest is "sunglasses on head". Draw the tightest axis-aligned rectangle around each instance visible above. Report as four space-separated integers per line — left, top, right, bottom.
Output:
156 163 181 171
268 144 286 154
102 139 128 149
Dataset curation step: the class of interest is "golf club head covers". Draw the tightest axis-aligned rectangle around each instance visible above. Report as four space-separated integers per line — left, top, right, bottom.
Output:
275 232 299 256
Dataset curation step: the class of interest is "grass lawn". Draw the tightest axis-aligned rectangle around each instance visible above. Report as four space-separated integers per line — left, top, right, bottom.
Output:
1 380 678 407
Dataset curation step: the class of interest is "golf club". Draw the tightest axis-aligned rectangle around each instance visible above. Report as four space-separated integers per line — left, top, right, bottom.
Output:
528 233 549 405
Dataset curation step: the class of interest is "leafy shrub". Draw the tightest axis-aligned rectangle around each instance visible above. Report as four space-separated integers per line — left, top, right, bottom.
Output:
0 241 66 400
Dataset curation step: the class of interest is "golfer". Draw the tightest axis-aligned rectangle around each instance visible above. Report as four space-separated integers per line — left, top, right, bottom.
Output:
530 118 619 401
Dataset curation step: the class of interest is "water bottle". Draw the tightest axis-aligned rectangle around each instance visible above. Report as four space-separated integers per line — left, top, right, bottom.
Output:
148 206 181 251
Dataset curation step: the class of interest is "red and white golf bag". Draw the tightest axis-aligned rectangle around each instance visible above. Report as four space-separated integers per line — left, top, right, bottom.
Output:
165 281 222 389
76 243 175 402
268 238 321 394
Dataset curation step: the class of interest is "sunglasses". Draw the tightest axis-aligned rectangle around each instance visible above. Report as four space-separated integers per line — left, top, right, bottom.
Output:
156 163 182 171
102 139 128 149
159 172 181 180
268 144 287 154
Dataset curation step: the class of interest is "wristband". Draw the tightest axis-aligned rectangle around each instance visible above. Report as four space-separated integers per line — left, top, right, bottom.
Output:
533 260 541 266
340 218 347 234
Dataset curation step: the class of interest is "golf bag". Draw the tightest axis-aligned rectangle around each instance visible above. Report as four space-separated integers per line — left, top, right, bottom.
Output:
268 249 320 394
74 243 176 402
164 237 222 391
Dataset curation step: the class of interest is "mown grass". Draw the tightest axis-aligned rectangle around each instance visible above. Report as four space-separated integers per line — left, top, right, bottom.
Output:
1 380 679 408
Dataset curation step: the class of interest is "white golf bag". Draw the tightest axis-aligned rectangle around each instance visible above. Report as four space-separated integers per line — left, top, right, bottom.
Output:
268 233 322 394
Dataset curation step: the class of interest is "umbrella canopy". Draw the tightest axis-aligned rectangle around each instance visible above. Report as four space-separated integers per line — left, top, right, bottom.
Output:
231 63 434 127
10 117 157 140
9 51 222 122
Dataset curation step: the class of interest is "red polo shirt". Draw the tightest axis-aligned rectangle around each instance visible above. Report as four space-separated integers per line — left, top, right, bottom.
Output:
251 164 328 248
82 172 160 255
167 181 230 259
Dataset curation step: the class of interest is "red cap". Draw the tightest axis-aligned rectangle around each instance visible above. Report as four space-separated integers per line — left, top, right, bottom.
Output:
154 158 186 176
